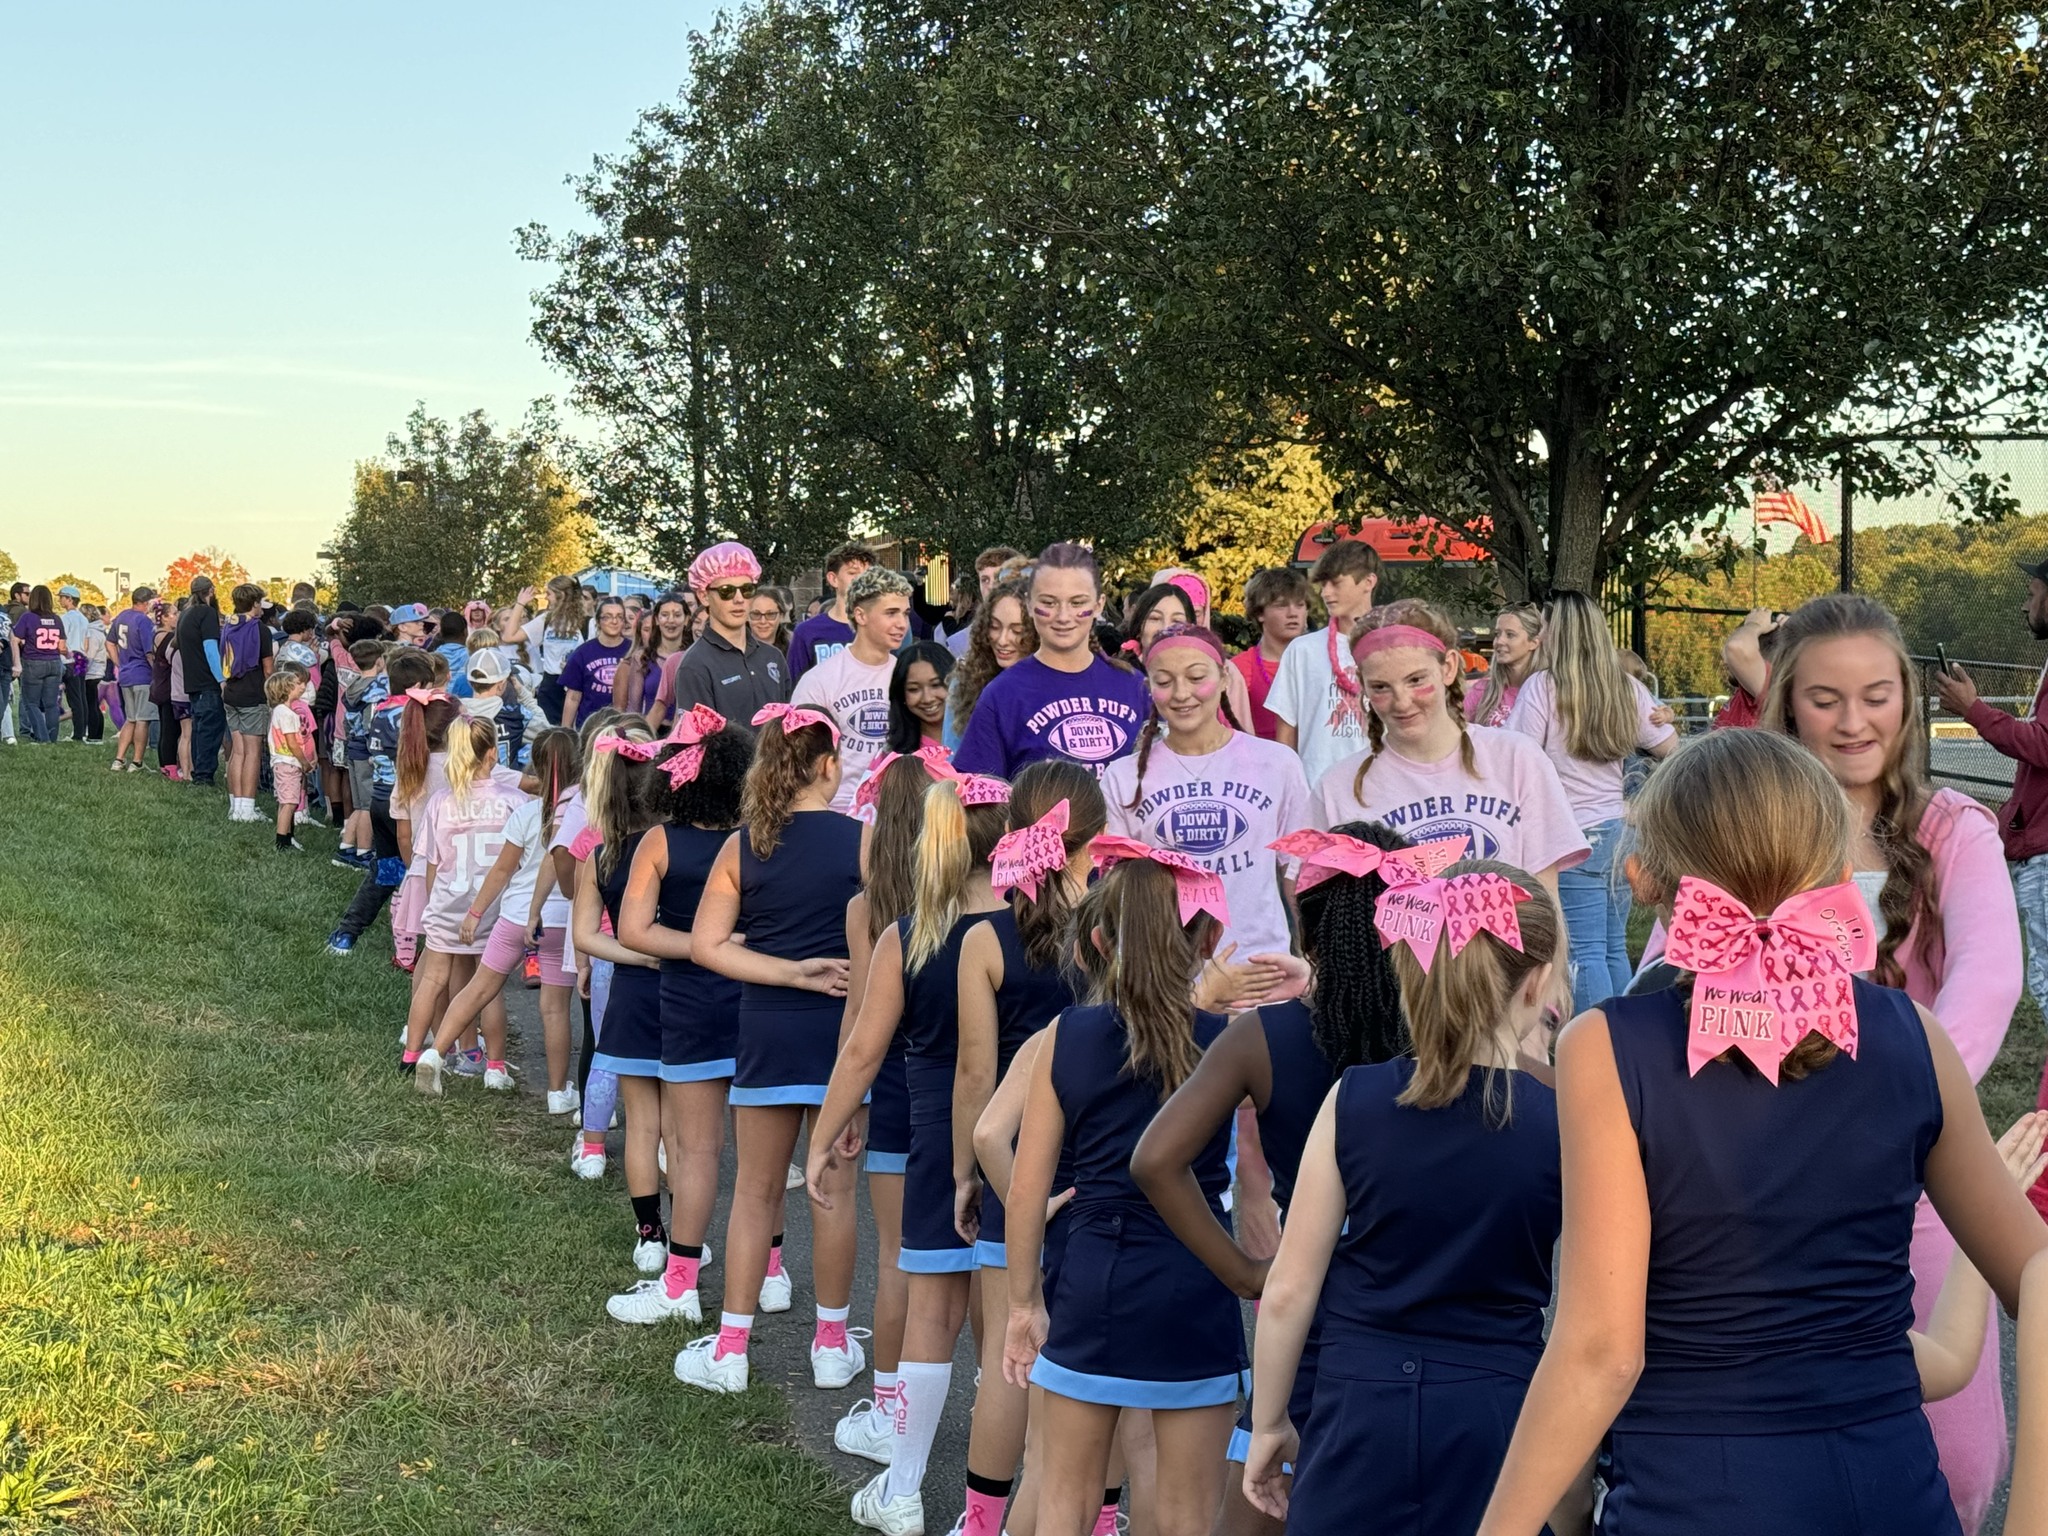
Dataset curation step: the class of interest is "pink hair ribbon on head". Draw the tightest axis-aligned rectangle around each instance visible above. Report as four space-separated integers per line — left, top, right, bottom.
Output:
851 751 907 821
991 799 1072 901
1166 572 1210 615
656 704 725 788
1090 834 1232 928
1374 871 1530 972
593 734 663 762
913 740 954 769
403 686 450 706
1267 830 1467 896
751 702 841 745
1663 877 1875 1083
939 768 1012 807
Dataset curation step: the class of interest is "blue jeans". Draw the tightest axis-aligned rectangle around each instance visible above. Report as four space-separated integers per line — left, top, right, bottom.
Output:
188 689 225 784
2014 854 2048 1027
1558 818 1632 1014
17 658 63 742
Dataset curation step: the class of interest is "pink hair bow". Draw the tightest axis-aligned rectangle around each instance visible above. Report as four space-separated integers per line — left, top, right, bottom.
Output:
593 734 663 761
1089 834 1232 928
403 686 450 706
665 703 727 744
1266 830 1467 896
851 751 907 820
991 799 1072 901
1664 877 1875 1083
924 752 1011 807
751 702 840 744
1375 873 1531 973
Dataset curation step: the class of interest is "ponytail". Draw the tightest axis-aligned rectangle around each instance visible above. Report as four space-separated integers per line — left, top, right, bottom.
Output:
395 696 459 808
1087 859 1202 1094
526 726 582 842
741 720 835 857
444 716 496 815
867 755 936 941
905 781 1008 973
1007 760 1108 970
587 722 656 884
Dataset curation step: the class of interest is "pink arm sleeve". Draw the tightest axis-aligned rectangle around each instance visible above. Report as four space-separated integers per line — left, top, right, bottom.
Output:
1921 797 2024 1082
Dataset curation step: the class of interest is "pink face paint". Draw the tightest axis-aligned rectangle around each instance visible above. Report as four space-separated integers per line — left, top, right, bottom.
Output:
1410 684 1438 705
1192 678 1220 702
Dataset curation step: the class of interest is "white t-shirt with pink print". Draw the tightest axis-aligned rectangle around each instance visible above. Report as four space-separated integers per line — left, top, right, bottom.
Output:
1309 723 1589 877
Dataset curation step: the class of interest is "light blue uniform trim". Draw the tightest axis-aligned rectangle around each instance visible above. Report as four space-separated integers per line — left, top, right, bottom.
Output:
729 1083 827 1107
864 1151 908 1174
897 1246 978 1274
1029 1355 1248 1409
592 1052 662 1078
659 1058 735 1084
1224 1427 1293 1472
974 1240 1008 1269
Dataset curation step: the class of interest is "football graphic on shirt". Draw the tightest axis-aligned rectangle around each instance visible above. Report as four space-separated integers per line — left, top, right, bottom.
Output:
1409 819 1494 859
1153 801 1250 857
1045 713 1131 762
854 701 890 738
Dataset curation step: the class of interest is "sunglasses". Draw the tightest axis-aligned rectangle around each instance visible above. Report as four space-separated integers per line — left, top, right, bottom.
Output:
708 583 758 601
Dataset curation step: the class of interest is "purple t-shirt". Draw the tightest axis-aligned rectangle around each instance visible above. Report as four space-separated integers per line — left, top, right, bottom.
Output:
13 611 65 658
952 654 1151 779
788 612 854 680
559 638 630 724
110 607 155 686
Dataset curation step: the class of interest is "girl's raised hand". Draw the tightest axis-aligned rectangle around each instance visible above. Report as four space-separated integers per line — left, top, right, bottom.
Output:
793 956 851 996
1240 1424 1299 1520
1999 1111 2048 1191
1002 1302 1048 1389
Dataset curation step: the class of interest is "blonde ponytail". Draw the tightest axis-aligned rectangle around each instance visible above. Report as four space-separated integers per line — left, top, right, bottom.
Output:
904 779 1008 973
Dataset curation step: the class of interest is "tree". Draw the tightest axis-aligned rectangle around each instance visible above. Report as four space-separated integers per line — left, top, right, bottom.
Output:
323 403 598 607
160 548 250 603
0 549 17 587
46 573 108 606
932 0 2048 596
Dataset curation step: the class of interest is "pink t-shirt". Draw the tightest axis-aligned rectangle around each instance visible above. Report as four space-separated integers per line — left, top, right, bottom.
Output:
791 644 897 813
1310 724 1589 875
1463 677 1520 728
1501 670 1674 826
1101 730 1311 958
417 776 533 953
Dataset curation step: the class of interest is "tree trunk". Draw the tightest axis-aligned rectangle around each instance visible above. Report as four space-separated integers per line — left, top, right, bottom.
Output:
1545 368 1609 595
685 274 710 550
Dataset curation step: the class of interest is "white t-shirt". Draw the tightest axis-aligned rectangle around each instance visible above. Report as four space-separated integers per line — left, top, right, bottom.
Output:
497 797 549 929
1310 724 1590 876
1264 626 1365 792
547 787 587 957
1101 731 1310 959
1502 669 1674 827
791 644 897 814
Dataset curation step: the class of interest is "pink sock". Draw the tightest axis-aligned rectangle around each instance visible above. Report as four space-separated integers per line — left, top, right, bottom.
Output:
401 1049 420 1064
963 1488 1007 1533
814 1317 848 1351
580 1135 604 1156
714 1323 750 1360
1093 1501 1120 1535
485 1059 508 1073
766 1241 784 1278
663 1252 700 1300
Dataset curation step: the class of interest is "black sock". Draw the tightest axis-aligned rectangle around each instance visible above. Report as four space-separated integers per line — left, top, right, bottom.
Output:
631 1193 664 1241
1102 1488 1122 1511
669 1239 703 1260
771 1231 784 1251
276 831 293 849
965 1471 1013 1500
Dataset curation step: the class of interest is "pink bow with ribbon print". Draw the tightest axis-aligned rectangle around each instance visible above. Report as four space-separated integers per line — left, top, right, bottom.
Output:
1266 830 1467 896
991 799 1071 901
1374 872 1531 972
751 702 840 744
1663 877 1875 1083
1089 835 1232 929
593 734 663 762
658 704 728 787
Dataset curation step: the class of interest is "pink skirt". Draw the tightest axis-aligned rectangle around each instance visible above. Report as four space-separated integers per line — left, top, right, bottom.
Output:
392 871 427 941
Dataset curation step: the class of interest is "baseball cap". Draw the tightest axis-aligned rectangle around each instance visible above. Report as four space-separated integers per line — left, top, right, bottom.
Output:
57 584 80 599
390 603 430 625
2020 557 2048 583
467 648 510 684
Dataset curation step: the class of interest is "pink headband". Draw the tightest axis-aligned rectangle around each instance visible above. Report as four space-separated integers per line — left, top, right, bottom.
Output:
657 705 728 788
688 541 762 593
1664 877 1875 1083
1353 623 1450 660
991 799 1072 900
751 702 840 744
1089 834 1231 928
1375 872 1531 972
1267 830 1466 896
1142 624 1227 670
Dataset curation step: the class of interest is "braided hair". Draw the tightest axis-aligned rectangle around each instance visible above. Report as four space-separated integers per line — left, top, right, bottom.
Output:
1297 821 1414 1069
1351 599 1478 805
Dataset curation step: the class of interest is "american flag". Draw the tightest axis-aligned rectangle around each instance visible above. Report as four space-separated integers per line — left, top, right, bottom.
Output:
1753 483 1829 544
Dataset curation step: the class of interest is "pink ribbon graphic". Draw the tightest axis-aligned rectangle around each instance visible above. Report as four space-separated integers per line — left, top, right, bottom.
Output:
1374 872 1531 972
1267 830 1467 895
850 742 983 822
751 702 840 744
991 799 1072 901
1663 877 1875 1083
1089 834 1232 929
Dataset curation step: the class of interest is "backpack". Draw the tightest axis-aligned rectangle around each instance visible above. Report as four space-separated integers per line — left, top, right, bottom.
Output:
221 614 263 680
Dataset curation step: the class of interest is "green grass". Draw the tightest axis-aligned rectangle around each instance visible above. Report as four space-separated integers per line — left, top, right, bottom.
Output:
0 748 846 1534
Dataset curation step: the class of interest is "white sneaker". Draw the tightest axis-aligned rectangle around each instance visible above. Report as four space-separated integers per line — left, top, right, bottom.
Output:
546 1086 580 1116
759 1269 793 1313
851 1469 924 1535
673 1335 748 1393
482 1066 514 1091
787 1162 806 1190
658 1142 667 1175
812 1329 867 1389
607 1277 702 1325
570 1139 605 1180
833 1399 895 1465
632 1237 666 1274
414 1047 445 1097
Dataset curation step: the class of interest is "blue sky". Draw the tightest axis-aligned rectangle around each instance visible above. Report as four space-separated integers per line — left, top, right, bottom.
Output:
0 1 717 589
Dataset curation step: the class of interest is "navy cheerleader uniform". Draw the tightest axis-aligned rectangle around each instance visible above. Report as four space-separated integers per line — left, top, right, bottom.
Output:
1284 1059 1560 1535
730 810 864 1107
868 1025 912 1176
975 907 1080 1268
897 911 989 1272
591 828 663 1077
656 823 741 1082
1030 1003 1245 1408
1225 998 1339 1465
1598 980 1957 1536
